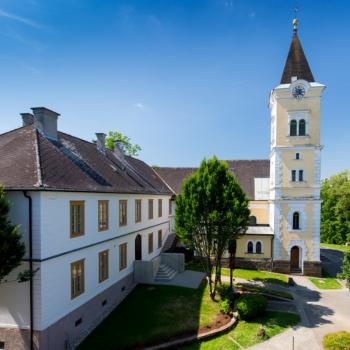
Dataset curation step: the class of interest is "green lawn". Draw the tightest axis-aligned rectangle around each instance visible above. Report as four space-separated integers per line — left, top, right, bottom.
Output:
235 283 294 300
229 268 288 286
185 262 289 286
321 243 350 253
180 311 300 350
309 277 343 290
78 283 221 350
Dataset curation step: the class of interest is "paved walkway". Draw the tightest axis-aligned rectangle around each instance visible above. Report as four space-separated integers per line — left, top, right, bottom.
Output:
151 270 205 289
248 274 350 350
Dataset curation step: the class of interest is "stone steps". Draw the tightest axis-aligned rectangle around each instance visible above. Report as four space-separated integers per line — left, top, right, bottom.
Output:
155 264 177 282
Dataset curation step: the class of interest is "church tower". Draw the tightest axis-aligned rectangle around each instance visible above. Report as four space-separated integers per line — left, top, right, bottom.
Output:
269 19 325 276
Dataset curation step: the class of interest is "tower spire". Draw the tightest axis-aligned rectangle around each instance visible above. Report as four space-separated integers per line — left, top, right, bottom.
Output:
280 16 315 84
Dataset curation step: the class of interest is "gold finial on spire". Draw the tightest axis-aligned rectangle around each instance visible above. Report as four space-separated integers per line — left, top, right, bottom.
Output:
293 2 299 32
293 18 299 31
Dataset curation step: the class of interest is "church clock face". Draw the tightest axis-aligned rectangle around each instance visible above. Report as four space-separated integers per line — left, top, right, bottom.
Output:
292 84 306 100
290 79 310 100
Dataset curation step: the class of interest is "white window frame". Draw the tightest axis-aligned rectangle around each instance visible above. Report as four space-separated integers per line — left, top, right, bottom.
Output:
287 110 309 137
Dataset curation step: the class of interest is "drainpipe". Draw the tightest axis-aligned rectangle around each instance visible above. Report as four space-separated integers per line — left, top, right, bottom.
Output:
271 236 274 272
23 191 34 350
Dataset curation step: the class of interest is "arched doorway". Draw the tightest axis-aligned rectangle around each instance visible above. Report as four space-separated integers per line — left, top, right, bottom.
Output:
290 246 300 271
135 234 142 261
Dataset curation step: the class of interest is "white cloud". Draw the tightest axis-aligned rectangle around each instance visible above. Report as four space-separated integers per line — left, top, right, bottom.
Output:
0 8 44 30
135 102 145 110
249 12 256 19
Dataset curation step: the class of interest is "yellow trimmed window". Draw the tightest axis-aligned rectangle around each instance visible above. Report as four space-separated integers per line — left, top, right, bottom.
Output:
148 233 153 254
169 199 172 215
71 259 85 299
158 229 162 248
158 199 162 217
148 199 154 219
119 200 127 227
135 199 142 223
70 201 85 238
99 250 109 283
98 200 109 231
119 243 127 271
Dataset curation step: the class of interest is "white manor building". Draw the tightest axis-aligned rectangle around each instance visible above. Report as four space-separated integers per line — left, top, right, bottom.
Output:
0 109 176 349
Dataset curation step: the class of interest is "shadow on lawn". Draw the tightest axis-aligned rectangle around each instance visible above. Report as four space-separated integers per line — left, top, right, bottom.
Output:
77 281 209 350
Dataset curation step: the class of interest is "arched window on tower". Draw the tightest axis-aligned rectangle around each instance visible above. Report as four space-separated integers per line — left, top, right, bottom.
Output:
293 212 300 230
249 216 257 226
256 241 262 254
247 241 254 254
299 119 306 136
290 120 297 136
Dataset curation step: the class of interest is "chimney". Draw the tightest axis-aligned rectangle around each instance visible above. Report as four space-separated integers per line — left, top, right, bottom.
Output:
31 107 60 141
95 133 106 154
113 140 125 160
20 113 34 126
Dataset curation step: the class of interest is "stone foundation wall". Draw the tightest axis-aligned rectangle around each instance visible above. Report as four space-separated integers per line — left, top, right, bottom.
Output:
221 258 272 271
303 261 322 277
0 328 41 350
272 260 291 274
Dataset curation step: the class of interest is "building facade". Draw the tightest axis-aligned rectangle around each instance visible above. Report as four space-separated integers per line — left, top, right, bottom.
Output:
155 21 325 277
0 109 173 349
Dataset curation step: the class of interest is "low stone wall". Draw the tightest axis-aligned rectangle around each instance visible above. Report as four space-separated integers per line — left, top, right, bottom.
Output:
272 260 291 274
303 261 322 277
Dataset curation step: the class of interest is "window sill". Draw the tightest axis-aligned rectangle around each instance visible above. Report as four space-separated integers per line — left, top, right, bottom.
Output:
289 229 303 233
287 135 310 138
245 252 264 255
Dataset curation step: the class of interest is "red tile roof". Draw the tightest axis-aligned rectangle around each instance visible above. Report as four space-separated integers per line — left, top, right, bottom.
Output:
0 125 171 195
153 160 270 199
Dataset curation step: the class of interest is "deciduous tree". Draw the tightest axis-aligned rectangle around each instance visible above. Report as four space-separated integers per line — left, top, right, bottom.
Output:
321 171 350 245
105 131 141 157
175 157 250 299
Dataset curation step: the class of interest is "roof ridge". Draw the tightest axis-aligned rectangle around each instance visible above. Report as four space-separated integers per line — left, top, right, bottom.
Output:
34 129 43 187
0 124 34 138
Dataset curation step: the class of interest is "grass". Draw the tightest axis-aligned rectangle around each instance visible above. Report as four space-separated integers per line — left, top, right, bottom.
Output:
235 283 294 300
180 311 300 350
185 261 289 286
78 282 221 350
321 243 350 253
309 277 343 289
323 331 350 350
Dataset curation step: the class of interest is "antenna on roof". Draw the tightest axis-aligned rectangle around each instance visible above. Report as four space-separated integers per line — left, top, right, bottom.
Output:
293 0 299 33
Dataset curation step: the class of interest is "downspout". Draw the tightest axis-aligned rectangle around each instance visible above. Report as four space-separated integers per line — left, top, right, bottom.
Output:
23 191 34 350
271 235 274 272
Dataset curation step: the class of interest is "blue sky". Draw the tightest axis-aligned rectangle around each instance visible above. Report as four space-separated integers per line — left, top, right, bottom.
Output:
0 0 349 178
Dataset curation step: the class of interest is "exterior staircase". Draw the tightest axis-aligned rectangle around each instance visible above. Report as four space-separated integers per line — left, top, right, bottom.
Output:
161 233 178 252
155 263 177 282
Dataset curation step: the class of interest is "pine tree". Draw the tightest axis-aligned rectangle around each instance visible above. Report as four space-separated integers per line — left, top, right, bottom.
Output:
0 187 26 283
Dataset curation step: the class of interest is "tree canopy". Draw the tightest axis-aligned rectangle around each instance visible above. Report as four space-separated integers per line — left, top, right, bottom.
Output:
105 131 142 157
0 187 26 283
321 171 350 245
175 156 250 298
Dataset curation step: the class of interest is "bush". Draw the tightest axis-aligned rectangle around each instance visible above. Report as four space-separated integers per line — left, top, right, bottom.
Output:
237 294 267 320
323 331 350 350
217 284 234 302
219 299 231 314
338 251 350 289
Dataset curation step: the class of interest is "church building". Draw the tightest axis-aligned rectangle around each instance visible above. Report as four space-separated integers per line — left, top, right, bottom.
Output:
154 19 325 277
